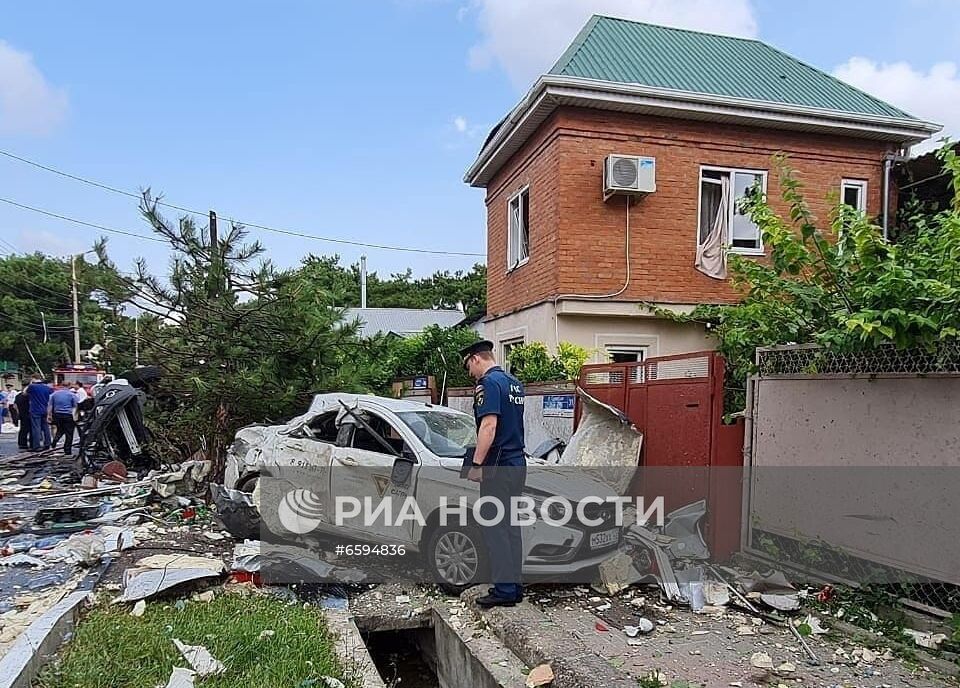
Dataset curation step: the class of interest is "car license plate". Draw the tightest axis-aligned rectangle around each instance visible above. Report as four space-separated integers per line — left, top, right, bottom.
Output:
589 527 618 550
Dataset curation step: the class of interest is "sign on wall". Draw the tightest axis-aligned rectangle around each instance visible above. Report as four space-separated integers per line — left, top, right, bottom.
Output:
542 394 575 418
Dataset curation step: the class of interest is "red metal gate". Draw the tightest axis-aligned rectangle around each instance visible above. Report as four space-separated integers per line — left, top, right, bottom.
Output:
577 351 743 559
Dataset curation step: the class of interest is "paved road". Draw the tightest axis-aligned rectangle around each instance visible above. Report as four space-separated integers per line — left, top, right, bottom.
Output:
0 423 24 458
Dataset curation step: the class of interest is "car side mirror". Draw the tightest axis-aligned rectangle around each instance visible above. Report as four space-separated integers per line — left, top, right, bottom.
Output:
391 453 415 486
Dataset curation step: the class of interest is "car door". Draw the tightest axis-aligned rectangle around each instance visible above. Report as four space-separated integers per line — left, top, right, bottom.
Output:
329 408 420 545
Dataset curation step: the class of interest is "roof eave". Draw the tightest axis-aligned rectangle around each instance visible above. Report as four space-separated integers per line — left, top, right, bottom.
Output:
464 76 942 188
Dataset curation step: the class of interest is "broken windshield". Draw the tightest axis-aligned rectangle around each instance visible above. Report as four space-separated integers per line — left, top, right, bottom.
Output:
397 410 477 458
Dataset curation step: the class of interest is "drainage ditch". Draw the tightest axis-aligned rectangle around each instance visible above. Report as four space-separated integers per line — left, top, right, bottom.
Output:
355 609 523 688
363 627 440 688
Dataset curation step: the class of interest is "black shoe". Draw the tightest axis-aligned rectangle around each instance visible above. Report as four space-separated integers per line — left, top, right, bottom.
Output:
487 587 523 602
476 593 518 608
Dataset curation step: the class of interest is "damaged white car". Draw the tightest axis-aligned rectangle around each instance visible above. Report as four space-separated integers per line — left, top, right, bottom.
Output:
223 393 625 592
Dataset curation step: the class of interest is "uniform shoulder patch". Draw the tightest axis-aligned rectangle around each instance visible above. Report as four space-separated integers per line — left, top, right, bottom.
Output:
474 383 485 407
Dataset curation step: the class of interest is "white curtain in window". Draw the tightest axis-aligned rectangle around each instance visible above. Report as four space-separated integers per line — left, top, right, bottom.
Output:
696 175 730 280
508 201 521 267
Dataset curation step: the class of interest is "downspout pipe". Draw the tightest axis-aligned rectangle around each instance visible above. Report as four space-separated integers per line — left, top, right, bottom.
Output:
882 156 892 241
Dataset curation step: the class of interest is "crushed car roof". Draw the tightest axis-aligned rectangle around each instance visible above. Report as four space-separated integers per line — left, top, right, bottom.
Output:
305 393 465 416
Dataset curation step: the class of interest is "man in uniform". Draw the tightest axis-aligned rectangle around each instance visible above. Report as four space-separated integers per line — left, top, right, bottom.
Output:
461 339 527 607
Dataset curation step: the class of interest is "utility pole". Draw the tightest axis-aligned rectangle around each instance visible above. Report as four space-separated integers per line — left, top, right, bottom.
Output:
360 255 368 308
134 316 140 367
71 254 81 363
208 211 218 299
209 211 218 253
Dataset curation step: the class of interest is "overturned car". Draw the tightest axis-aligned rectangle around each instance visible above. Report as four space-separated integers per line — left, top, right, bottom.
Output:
221 393 634 592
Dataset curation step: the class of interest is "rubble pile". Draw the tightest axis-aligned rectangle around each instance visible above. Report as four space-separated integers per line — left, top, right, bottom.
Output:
0 448 218 654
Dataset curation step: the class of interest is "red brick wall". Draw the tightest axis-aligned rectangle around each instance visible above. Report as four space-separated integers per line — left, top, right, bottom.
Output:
484 107 894 318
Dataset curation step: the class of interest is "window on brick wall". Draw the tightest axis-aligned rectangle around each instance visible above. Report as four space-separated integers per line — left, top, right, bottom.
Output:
841 179 867 213
698 167 766 254
507 187 530 270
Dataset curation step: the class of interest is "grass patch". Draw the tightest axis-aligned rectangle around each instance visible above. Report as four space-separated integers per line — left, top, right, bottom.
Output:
38 593 359 688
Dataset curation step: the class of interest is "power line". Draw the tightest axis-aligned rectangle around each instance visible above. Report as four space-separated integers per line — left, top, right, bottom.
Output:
0 236 106 302
0 197 166 243
0 149 486 257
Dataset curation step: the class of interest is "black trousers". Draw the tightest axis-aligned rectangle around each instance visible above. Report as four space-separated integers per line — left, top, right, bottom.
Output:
52 413 76 454
478 460 526 598
17 418 31 449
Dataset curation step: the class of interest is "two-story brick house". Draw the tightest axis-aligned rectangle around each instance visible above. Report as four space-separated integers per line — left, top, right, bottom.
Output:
464 16 940 364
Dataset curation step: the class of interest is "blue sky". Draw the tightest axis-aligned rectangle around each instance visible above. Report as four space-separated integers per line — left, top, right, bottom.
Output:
1 0 957 278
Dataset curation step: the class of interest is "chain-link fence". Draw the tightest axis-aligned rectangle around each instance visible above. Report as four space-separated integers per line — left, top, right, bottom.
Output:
750 529 960 615
748 343 960 616
757 341 960 377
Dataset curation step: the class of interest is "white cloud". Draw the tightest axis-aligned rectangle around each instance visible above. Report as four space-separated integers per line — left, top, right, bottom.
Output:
17 229 84 256
0 40 68 136
467 0 757 89
454 115 468 132
832 57 956 153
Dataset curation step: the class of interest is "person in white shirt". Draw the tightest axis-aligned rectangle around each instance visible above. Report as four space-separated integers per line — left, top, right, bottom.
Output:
73 382 89 405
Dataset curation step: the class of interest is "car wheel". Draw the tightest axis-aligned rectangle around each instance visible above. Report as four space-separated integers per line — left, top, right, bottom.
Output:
425 524 488 595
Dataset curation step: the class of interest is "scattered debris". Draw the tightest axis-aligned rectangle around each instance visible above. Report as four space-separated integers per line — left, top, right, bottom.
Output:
798 614 828 635
395 594 411 604
738 569 796 594
172 638 226 676
526 662 555 687
904 628 948 650
163 667 196 688
130 600 146 617
258 629 275 640
702 580 730 607
0 553 46 568
321 677 346 688
776 661 796 674
119 555 224 603
594 551 642 595
595 621 609 632
760 593 800 612
750 651 774 669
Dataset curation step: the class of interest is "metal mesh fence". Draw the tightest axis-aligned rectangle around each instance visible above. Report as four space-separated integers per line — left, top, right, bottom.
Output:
750 529 960 615
751 343 960 616
757 342 960 377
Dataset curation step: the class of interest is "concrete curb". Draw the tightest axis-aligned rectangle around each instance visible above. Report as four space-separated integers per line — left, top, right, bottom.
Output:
0 590 91 688
323 608 388 688
462 587 637 688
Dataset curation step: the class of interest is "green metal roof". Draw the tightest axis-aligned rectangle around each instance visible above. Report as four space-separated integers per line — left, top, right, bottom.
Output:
549 16 914 120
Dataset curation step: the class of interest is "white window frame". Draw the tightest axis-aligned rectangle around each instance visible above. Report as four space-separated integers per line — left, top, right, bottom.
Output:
605 345 647 363
500 336 525 374
697 165 768 256
506 186 530 272
840 179 867 213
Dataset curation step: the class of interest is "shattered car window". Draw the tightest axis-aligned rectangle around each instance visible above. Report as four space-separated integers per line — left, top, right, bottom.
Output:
397 411 476 458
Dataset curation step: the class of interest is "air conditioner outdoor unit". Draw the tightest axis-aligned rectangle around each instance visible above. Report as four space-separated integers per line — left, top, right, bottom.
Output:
603 154 656 201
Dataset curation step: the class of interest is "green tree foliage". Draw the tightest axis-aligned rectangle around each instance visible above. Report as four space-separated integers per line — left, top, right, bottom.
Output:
342 325 481 395
96 194 359 476
659 147 960 396
294 255 486 318
507 341 591 383
0 252 130 375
